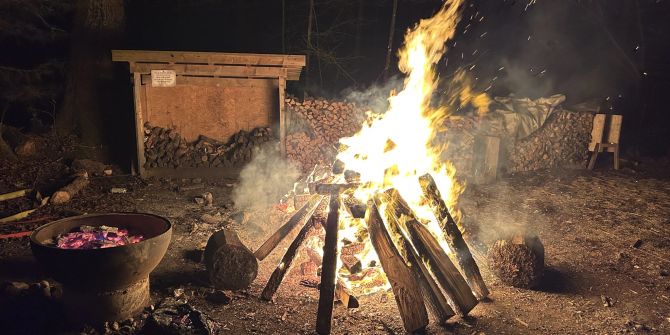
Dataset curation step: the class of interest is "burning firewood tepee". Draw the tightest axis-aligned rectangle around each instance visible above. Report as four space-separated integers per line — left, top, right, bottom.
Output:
255 0 493 333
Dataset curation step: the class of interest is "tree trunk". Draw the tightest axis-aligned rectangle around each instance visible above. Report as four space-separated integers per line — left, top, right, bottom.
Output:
281 0 286 54
57 0 125 147
305 0 315 94
354 0 364 59
382 0 398 80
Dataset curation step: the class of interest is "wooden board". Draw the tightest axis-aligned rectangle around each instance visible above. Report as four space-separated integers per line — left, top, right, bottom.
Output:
589 114 606 151
133 72 146 176
279 77 286 156
606 115 623 153
589 114 622 152
113 50 305 80
472 136 500 184
132 63 290 80
144 79 277 142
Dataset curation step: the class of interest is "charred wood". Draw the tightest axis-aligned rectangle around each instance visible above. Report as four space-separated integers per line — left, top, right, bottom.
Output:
364 201 429 333
419 173 489 299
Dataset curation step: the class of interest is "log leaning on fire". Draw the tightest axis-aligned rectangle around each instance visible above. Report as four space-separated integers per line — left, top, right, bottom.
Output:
419 173 490 300
373 196 455 323
316 196 340 335
261 206 323 301
381 189 478 316
365 201 429 333
51 170 89 205
254 195 324 261
204 230 258 290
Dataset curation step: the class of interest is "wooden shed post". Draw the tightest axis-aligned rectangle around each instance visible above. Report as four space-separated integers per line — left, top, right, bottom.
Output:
279 76 287 156
133 71 146 176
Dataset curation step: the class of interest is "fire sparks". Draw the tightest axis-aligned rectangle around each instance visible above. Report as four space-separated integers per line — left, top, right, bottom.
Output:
296 0 492 296
337 0 468 251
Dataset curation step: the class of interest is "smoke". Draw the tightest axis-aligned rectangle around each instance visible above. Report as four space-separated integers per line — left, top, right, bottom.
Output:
339 76 404 114
232 143 301 213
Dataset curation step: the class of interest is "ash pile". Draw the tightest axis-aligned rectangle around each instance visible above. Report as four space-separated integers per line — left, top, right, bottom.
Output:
143 124 274 169
285 97 365 171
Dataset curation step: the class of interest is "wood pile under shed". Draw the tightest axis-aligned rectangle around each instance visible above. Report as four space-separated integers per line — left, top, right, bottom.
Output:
112 50 305 177
143 124 273 169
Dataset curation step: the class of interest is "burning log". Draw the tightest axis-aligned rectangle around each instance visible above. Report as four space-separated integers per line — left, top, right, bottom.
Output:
373 197 455 323
365 202 429 333
381 189 478 316
204 230 258 290
261 207 324 300
311 183 360 195
254 195 324 261
50 170 89 205
419 173 489 299
406 220 478 315
488 232 544 289
316 195 339 335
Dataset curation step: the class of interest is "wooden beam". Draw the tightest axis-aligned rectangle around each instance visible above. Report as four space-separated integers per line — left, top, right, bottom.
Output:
316 195 339 335
373 197 455 323
419 173 489 300
140 75 277 88
381 189 478 316
588 114 606 151
254 195 324 261
279 76 286 156
406 220 478 316
112 50 306 68
131 63 291 80
261 214 321 301
365 201 429 333
132 72 146 176
472 136 500 184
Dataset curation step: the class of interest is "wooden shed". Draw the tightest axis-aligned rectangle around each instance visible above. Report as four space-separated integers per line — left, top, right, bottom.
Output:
112 50 305 177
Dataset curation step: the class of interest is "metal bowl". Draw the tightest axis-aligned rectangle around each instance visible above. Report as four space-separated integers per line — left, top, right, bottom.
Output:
30 213 172 323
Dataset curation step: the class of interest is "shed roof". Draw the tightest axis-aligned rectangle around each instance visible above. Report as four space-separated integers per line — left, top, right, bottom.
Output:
112 50 306 81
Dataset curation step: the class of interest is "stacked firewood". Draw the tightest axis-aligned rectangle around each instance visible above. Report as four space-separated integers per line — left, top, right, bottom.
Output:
507 110 593 172
143 123 273 169
285 97 365 171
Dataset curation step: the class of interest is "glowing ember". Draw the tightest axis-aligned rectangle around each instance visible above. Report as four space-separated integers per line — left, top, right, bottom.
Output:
52 225 144 249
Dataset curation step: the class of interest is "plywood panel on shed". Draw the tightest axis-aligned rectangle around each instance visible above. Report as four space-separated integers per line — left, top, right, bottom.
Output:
144 78 277 142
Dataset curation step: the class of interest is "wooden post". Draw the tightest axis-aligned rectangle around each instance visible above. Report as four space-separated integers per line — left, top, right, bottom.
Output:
365 202 429 333
473 135 500 184
254 195 324 261
373 196 455 323
316 195 338 335
132 71 146 176
381 189 478 316
279 76 287 156
261 214 321 301
419 173 490 300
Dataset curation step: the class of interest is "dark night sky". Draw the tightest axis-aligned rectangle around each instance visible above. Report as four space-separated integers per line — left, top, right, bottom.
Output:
1 0 669 154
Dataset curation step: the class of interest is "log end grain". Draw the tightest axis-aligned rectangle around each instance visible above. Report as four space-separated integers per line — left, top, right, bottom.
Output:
205 230 258 290
208 245 258 290
488 233 544 289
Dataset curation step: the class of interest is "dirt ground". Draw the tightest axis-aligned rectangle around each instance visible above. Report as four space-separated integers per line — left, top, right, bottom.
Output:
1 152 669 334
